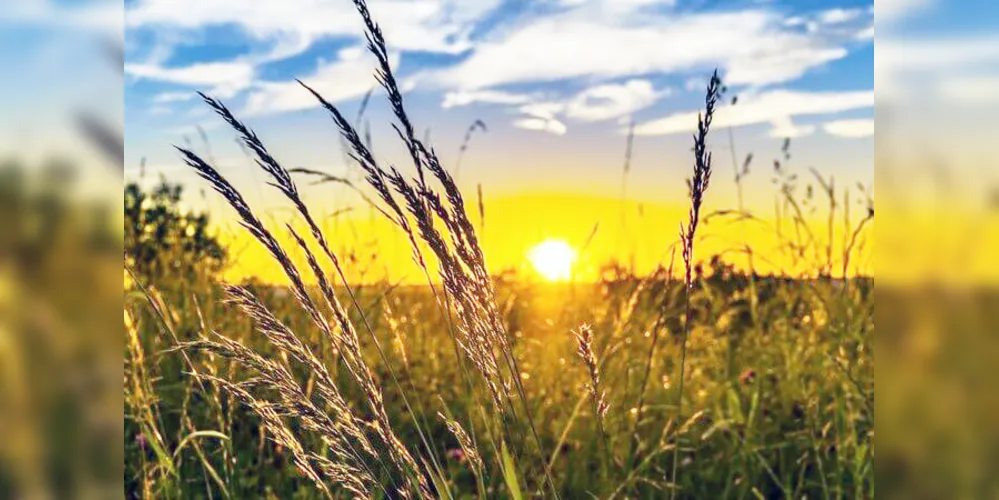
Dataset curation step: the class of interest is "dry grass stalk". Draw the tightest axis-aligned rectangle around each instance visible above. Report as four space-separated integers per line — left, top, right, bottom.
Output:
172 0 564 496
299 20 560 500
200 374 372 499
671 69 722 500
572 323 614 481
572 324 609 421
454 119 487 180
175 148 430 497
309 0 561 489
180 337 379 498
439 412 484 476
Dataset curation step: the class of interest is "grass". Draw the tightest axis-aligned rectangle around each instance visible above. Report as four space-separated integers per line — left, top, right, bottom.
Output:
122 0 874 497
124 274 873 498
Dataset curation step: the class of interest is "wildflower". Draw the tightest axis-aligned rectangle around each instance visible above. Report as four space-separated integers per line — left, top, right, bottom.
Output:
447 448 466 463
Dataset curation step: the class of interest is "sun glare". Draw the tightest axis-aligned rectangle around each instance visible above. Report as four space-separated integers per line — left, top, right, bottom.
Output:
528 239 578 282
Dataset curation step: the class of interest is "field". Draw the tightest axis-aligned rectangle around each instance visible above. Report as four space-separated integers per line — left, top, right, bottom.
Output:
125 272 872 499
123 1 873 498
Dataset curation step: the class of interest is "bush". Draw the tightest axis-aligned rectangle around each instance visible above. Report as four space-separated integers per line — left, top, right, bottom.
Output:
124 180 226 281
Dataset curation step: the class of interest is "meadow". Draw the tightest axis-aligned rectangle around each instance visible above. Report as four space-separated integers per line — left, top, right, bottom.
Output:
123 1 874 498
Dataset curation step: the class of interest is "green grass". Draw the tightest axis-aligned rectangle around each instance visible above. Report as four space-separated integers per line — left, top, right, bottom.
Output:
124 269 873 499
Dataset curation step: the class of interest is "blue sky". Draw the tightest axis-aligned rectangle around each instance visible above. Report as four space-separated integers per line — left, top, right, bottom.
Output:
120 0 883 208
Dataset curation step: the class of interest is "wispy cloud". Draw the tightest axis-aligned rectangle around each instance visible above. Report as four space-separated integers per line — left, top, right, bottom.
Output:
242 47 392 115
152 91 197 104
126 0 501 56
125 0 506 112
769 116 816 139
432 5 868 90
124 0 875 132
126 61 255 99
514 117 567 136
461 79 668 135
634 89 873 137
442 90 535 109
519 102 565 121
565 80 667 122
818 8 863 25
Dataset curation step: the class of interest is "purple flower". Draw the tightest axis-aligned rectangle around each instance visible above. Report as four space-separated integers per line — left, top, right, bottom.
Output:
447 448 466 463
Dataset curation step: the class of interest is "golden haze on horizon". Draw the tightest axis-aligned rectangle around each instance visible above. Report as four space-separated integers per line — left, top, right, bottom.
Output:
215 191 875 285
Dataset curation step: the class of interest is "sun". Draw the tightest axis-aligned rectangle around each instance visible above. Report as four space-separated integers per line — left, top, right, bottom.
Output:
528 239 578 282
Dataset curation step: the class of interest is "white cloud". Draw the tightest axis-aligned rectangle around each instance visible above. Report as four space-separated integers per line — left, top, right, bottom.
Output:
433 6 868 90
823 118 874 138
725 47 846 89
442 90 534 109
127 0 502 56
565 79 665 122
553 0 675 11
125 0 874 125
634 88 874 136
819 8 863 25
126 61 255 98
768 116 815 139
242 49 395 115
153 91 196 104
459 79 664 135
125 0 506 112
519 102 566 121
514 117 567 135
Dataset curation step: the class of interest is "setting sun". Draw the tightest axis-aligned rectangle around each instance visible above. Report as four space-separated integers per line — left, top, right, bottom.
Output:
528 239 578 282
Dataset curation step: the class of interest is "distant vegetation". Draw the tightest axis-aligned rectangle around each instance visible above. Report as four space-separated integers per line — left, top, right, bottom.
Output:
125 180 227 283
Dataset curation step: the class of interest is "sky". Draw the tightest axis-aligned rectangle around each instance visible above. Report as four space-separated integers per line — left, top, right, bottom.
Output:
123 0 875 180
120 0 881 282
116 0 990 281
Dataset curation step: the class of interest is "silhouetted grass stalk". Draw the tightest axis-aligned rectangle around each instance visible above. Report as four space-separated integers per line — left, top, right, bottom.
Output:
671 70 721 499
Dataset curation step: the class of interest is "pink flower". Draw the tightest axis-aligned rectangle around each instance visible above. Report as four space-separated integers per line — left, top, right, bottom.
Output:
447 448 466 463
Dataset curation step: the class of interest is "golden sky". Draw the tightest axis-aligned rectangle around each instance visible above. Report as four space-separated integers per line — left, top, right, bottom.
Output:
217 191 875 285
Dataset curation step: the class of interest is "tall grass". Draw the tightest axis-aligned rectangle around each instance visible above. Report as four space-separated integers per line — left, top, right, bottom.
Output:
671 70 720 499
165 0 573 496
